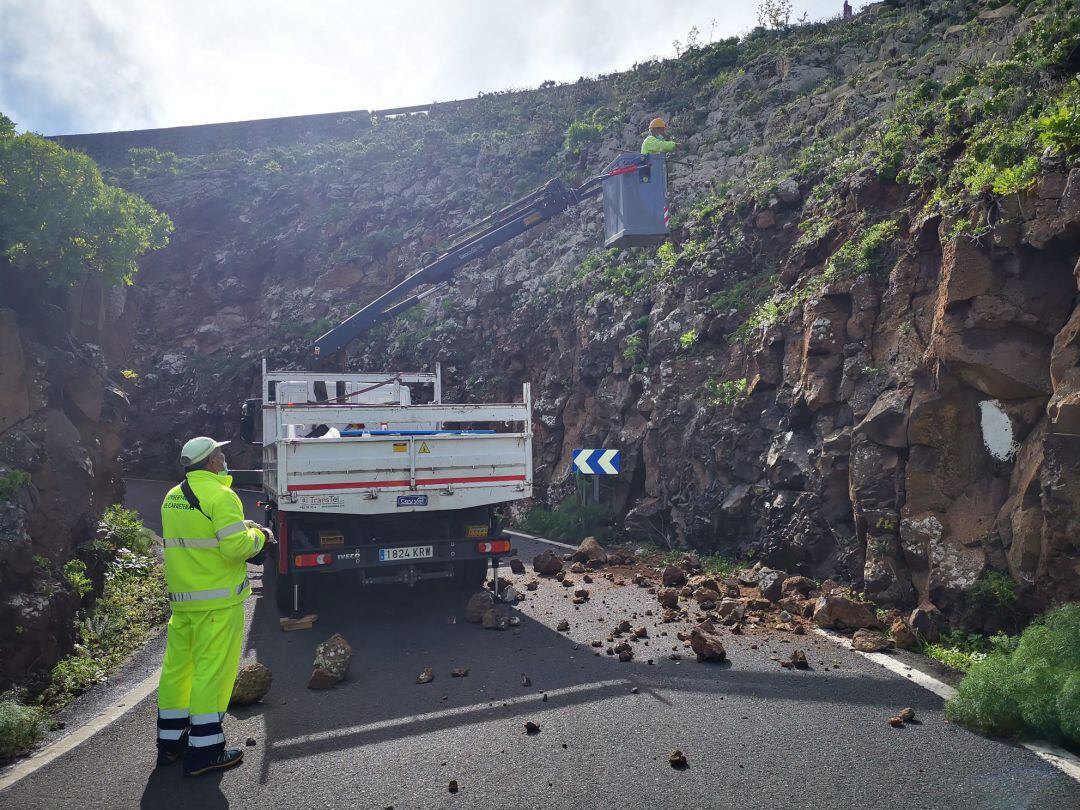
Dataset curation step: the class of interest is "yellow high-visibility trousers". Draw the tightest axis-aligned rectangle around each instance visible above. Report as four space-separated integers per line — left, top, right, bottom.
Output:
156 603 245 751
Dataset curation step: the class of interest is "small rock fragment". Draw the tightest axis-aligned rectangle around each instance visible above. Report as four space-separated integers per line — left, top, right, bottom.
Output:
416 667 435 684
509 558 526 575
482 607 510 630
888 716 905 728
556 619 570 632
669 749 688 769
521 673 532 687
525 721 541 735
245 737 256 747
790 649 809 669
448 779 459 794
898 707 915 722
451 668 469 678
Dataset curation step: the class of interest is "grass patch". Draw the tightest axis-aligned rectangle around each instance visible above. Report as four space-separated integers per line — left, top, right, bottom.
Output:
0 698 49 759
519 497 614 544
946 603 1080 748
644 547 741 578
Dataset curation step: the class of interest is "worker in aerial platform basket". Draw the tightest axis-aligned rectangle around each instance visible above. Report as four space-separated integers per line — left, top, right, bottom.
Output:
641 117 678 155
156 436 271 777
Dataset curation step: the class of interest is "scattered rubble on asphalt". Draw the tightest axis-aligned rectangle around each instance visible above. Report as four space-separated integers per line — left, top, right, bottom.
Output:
308 633 352 689
416 667 435 684
497 537 916 674
450 668 469 678
231 662 272 706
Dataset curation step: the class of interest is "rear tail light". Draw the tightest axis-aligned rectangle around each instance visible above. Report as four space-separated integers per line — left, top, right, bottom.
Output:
294 552 334 568
477 539 511 554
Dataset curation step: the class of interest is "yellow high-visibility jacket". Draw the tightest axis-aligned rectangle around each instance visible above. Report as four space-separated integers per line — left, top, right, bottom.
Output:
641 134 677 154
160 470 265 612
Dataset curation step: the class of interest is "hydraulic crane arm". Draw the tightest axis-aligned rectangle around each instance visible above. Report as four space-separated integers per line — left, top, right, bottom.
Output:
312 158 646 358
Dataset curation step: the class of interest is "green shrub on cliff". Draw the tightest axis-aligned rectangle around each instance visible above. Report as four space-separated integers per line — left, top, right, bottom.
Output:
0 113 172 287
946 603 1080 747
37 506 166 711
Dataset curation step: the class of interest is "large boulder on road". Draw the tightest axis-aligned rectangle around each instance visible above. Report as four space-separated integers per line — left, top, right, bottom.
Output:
308 633 352 689
813 595 878 631
231 662 272 706
572 536 608 564
690 624 727 662
466 591 495 623
758 568 787 602
533 549 564 575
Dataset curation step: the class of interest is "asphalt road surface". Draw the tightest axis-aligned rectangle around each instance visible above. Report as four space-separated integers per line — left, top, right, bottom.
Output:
1 480 1078 809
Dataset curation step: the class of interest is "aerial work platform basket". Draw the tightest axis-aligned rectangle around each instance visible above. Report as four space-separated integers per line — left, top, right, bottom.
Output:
601 153 669 248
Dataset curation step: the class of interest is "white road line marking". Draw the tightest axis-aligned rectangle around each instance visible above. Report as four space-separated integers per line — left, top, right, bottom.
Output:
506 529 577 550
812 627 1080 784
272 678 627 751
813 628 956 700
0 667 162 793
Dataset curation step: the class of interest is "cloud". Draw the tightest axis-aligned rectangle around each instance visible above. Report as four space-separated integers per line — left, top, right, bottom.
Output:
0 0 863 135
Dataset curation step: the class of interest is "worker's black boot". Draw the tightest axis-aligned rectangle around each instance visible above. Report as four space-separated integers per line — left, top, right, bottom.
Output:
183 746 244 777
155 729 189 766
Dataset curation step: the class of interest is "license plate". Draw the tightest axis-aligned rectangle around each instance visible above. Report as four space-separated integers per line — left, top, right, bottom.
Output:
379 545 434 562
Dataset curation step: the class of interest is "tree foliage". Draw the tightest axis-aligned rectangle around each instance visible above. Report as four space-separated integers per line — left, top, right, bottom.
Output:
0 114 172 287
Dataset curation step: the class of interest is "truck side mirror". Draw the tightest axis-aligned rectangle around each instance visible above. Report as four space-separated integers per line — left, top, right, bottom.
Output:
240 398 261 443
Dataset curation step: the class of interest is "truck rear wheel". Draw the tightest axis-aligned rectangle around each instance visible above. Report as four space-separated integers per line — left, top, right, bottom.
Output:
455 560 488 589
265 559 303 613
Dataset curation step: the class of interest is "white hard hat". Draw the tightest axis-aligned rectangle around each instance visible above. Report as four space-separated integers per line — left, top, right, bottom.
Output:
180 436 230 466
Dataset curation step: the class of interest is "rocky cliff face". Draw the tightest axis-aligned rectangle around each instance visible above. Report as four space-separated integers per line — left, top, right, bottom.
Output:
0 269 128 687
87 0 1079 626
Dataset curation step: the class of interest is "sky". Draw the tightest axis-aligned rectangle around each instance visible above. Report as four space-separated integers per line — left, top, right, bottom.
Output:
0 0 869 136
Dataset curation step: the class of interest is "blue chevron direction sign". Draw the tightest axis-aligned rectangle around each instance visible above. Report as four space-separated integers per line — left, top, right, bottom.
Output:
572 448 621 475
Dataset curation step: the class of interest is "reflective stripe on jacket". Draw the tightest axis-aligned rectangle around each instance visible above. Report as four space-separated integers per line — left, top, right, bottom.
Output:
160 470 265 612
641 134 676 154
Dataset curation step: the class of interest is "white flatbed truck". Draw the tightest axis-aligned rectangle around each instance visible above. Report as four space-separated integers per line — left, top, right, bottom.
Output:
254 363 531 612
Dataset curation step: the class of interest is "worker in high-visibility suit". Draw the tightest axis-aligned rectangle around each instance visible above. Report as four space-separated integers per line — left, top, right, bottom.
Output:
155 436 270 777
641 117 678 155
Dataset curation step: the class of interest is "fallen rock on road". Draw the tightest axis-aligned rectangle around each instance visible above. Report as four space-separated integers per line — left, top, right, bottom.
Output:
533 549 565 575
466 591 495 623
813 595 879 631
231 662 273 706
689 625 726 662
307 633 352 690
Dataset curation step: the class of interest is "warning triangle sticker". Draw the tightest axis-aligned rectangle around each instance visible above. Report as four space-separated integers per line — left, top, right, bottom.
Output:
418 441 431 454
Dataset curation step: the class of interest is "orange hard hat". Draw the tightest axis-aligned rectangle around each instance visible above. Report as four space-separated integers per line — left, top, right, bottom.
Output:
649 117 667 130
